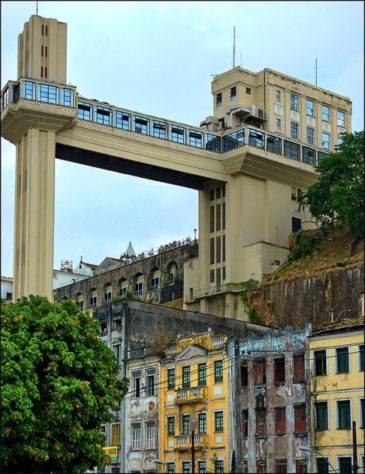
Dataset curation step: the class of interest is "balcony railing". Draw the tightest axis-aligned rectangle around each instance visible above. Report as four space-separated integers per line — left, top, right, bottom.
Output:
175 386 207 404
176 434 208 450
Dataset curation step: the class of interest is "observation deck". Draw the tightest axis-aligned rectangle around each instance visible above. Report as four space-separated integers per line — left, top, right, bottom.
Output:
1 77 322 189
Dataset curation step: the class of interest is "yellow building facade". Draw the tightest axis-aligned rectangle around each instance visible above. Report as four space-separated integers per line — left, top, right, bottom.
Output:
309 320 364 474
159 332 229 474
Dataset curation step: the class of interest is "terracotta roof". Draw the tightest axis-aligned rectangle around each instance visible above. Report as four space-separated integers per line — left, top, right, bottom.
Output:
312 316 364 336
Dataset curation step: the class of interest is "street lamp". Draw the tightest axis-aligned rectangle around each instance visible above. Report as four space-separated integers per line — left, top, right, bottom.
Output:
299 447 337 473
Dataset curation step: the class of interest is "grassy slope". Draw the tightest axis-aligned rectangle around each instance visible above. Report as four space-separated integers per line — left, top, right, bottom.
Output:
264 228 364 285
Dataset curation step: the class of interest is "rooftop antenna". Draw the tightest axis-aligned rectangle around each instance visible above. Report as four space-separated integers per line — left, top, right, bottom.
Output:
233 26 236 68
240 50 242 67
36 0 38 15
315 58 318 86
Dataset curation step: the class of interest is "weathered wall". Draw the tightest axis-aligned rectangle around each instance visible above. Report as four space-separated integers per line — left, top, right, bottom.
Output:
94 299 269 352
251 266 364 328
54 244 194 308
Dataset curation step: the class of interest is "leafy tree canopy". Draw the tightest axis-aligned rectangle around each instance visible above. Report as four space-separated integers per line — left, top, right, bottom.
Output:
299 131 364 238
1 296 129 474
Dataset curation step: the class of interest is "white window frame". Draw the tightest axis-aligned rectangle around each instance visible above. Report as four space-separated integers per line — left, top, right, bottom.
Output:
291 121 299 140
313 349 328 376
145 422 156 449
182 461 191 474
167 462 176 474
335 345 350 374
358 344 365 372
337 110 345 127
314 399 330 431
337 455 353 474
214 458 225 474
359 397 364 429
322 105 330 122
335 398 352 430
276 117 282 131
316 456 331 474
131 423 141 450
322 132 330 149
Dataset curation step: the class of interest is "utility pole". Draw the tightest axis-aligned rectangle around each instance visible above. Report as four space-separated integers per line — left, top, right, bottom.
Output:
353 421 358 474
191 428 195 474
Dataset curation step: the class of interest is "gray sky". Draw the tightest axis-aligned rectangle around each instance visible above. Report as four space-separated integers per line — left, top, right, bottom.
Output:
1 1 364 277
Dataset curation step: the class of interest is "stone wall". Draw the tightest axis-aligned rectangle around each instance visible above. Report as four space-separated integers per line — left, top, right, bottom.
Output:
54 244 196 309
251 266 364 328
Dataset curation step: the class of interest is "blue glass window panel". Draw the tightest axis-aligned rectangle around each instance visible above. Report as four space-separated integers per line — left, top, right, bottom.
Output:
152 121 167 139
171 125 185 144
62 88 74 107
189 130 203 148
39 84 58 104
115 111 130 130
95 106 111 125
284 140 300 160
322 105 330 122
266 135 282 154
248 129 265 149
135 116 149 135
13 83 20 103
77 101 93 121
302 147 316 165
222 129 245 152
206 134 221 152
22 81 36 100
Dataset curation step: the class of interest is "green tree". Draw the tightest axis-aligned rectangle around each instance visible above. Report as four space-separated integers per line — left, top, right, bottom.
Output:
1 296 129 474
298 131 364 238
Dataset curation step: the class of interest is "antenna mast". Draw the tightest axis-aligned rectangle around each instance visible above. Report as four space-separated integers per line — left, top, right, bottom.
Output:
233 26 236 68
315 58 318 86
36 1 38 15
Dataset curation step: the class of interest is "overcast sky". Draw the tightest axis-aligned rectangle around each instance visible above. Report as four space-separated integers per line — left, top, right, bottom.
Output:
1 1 364 277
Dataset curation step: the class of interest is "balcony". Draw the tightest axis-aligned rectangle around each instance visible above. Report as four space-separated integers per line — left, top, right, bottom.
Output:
175 386 207 405
175 434 208 451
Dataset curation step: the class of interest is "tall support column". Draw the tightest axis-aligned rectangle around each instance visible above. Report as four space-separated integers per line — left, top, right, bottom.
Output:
13 128 56 300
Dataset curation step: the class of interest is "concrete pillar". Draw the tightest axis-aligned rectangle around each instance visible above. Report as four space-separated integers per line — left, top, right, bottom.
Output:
13 128 56 300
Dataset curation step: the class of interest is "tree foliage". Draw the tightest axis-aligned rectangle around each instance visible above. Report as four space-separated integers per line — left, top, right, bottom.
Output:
1 296 129 473
298 131 364 238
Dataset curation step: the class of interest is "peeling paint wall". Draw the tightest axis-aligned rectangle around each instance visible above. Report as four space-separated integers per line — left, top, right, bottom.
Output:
230 326 311 473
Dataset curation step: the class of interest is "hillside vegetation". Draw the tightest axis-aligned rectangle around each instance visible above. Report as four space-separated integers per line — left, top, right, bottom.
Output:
265 228 363 284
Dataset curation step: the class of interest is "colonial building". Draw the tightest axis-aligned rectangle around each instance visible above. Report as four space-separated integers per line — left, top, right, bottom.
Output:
228 325 311 473
54 240 197 311
93 298 254 472
159 332 230 474
309 318 364 474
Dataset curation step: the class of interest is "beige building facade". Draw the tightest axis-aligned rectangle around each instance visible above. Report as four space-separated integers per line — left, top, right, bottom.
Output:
1 15 352 319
